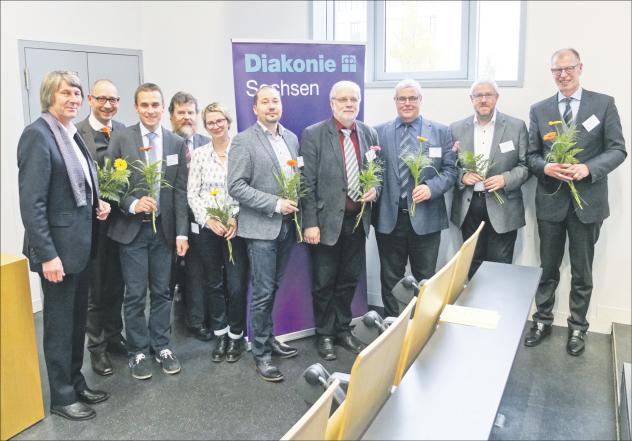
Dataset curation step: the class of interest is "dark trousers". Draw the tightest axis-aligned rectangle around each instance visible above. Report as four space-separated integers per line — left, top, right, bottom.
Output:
462 193 518 279
41 268 90 406
311 216 365 336
376 212 441 317
190 226 248 336
246 221 294 360
119 220 174 356
183 230 207 329
534 209 602 331
86 221 125 353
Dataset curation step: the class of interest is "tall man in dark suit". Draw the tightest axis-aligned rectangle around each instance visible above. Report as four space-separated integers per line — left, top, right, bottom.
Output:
18 71 111 420
374 79 457 317
76 79 127 376
228 86 299 382
525 48 626 355
450 79 529 278
167 91 212 341
301 80 379 361
107 83 189 379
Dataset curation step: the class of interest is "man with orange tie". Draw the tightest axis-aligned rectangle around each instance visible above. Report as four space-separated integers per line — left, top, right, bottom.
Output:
76 79 127 377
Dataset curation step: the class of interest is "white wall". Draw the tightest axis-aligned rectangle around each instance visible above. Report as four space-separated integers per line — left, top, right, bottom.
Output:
1 1 629 333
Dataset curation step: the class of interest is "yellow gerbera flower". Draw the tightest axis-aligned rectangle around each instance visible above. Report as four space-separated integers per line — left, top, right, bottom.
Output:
417 136 429 143
114 158 127 171
209 189 221 197
548 120 563 126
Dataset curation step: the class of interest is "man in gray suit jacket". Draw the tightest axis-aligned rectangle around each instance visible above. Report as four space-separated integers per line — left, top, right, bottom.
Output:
301 80 379 361
18 71 111 420
76 79 127 377
227 86 300 382
374 79 457 317
107 83 189 379
167 91 212 341
450 79 529 278
525 48 626 355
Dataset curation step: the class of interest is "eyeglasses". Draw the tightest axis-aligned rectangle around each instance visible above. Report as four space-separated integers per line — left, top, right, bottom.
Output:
332 97 359 104
205 118 227 128
395 96 420 104
471 93 498 101
92 96 120 105
550 64 580 76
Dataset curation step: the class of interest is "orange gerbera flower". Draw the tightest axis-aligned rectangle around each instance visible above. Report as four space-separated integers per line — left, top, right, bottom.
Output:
286 159 298 167
543 132 557 142
139 146 152 152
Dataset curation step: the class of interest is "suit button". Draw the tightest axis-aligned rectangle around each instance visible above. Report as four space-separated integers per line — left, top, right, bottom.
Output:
467 199 471 202
342 188 346 193
340 209 344 213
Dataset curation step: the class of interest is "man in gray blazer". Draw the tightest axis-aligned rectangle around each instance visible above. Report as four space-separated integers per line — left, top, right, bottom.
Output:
76 79 127 377
374 79 457 317
18 71 111 420
107 83 189 379
167 91 212 342
525 48 626 355
450 79 529 278
227 86 300 382
301 80 379 361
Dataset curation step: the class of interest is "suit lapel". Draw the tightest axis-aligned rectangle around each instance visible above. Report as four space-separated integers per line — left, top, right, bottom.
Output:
78 119 99 159
574 90 592 135
356 123 368 166
254 125 282 174
461 119 474 152
327 120 345 175
489 113 506 166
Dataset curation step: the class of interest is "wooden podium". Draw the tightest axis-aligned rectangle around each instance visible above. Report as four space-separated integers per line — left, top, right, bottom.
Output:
1 254 44 439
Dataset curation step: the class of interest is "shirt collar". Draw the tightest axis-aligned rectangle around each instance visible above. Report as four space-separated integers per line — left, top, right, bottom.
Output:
473 109 497 127
558 87 583 103
88 113 111 131
140 124 162 139
257 121 285 137
334 118 357 132
395 115 422 131
210 138 232 158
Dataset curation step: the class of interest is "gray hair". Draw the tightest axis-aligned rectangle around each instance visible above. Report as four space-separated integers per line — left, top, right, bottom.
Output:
394 78 422 98
469 78 499 96
40 70 83 112
329 81 361 101
551 48 581 64
202 102 233 129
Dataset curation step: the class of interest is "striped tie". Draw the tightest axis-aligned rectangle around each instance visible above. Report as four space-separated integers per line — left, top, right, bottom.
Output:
563 97 573 127
398 124 413 199
341 128 362 201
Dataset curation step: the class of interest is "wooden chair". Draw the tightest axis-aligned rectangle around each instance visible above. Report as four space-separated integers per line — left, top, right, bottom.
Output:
324 297 417 441
393 252 459 385
281 378 341 441
447 221 485 305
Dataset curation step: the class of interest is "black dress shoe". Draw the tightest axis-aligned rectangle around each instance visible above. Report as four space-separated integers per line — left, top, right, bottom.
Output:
255 358 284 382
226 338 243 363
90 352 113 376
77 388 109 405
189 326 213 342
336 332 366 354
51 402 96 421
211 334 228 362
271 338 298 358
567 329 586 356
317 336 336 361
106 337 128 355
524 322 552 347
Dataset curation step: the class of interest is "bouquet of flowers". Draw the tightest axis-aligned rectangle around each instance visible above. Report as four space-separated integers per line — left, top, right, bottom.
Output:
130 146 173 233
402 136 437 217
457 151 505 205
206 189 237 264
274 159 307 242
96 157 131 203
354 146 383 231
543 121 585 209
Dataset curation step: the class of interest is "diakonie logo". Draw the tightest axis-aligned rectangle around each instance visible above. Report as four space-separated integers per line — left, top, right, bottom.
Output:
245 54 338 73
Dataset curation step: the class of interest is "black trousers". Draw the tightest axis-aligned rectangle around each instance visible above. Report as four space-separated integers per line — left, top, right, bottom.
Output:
376 212 441 317
534 208 602 331
41 268 90 406
311 216 365 336
86 221 125 353
462 192 517 279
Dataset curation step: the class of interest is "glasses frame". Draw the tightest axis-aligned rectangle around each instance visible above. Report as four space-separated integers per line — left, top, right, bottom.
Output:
205 118 227 128
395 96 421 104
470 93 498 101
91 96 120 105
550 64 580 76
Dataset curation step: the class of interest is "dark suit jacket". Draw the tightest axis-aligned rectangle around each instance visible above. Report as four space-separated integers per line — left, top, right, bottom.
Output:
300 118 379 246
190 133 210 149
18 117 97 273
527 89 627 223
106 123 189 246
76 117 126 166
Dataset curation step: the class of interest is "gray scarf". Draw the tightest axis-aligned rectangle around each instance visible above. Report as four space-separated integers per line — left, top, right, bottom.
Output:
40 112 99 207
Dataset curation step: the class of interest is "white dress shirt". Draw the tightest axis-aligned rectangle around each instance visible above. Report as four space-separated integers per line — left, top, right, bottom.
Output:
558 87 583 123
257 121 294 213
88 113 112 131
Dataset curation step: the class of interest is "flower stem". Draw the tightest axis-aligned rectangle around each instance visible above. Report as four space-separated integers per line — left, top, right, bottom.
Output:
492 191 505 205
353 202 365 232
293 212 303 242
568 181 583 209
227 238 234 264
152 210 157 234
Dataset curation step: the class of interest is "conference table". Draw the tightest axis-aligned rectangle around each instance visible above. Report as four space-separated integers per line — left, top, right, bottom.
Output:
362 261 542 440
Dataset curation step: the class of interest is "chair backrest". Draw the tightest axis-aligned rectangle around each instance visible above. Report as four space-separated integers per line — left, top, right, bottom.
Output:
281 378 341 441
325 297 417 441
393 252 459 385
447 221 485 304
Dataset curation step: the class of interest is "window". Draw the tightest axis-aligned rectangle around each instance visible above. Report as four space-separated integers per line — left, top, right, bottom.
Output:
312 1 526 87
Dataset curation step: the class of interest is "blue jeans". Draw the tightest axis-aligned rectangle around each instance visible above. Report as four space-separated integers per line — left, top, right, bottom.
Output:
119 220 174 356
246 220 295 360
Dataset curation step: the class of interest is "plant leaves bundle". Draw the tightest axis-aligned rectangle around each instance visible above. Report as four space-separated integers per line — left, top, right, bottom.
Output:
96 157 131 203
206 190 236 264
130 158 173 233
274 162 308 242
457 151 504 205
402 149 436 216
544 122 585 209
354 157 383 231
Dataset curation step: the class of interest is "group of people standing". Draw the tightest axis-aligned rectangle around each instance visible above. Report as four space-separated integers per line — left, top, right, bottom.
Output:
17 47 625 421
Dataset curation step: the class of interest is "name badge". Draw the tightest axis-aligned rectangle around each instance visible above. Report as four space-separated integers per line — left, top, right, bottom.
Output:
429 147 442 158
166 154 179 166
499 140 515 153
191 223 199 235
582 114 600 132
297 156 304 168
